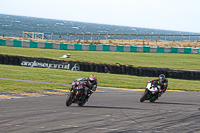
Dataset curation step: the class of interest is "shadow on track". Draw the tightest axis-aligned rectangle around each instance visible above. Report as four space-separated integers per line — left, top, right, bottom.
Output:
153 101 199 106
70 105 149 111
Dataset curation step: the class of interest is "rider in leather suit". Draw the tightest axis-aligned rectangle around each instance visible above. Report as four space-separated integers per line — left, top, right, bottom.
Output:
150 74 168 97
70 74 98 100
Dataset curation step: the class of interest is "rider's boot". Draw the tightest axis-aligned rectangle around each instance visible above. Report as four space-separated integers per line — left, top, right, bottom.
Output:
85 94 91 101
158 91 164 97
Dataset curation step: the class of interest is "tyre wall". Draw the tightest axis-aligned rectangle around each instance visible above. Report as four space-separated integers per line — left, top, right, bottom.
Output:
0 54 200 80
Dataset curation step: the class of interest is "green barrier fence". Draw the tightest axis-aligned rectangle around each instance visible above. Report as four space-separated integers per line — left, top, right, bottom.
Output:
1 39 200 54
89 44 96 51
171 47 178 53
157 47 164 53
117 45 124 52
130 46 137 52
45 42 53 49
143 46 150 52
0 39 6 46
60 43 67 50
184 47 191 53
74 44 82 50
30 41 38 48
103 44 110 51
13 40 21 47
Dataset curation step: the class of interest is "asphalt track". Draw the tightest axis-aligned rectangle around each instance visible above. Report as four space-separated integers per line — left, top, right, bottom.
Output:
0 83 200 133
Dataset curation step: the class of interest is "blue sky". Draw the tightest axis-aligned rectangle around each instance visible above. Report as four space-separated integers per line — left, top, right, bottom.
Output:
1 0 200 33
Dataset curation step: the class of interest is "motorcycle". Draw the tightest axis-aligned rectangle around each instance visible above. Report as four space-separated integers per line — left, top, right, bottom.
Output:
140 81 161 102
66 78 88 107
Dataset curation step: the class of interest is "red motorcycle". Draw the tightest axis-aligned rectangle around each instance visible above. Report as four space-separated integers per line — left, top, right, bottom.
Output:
66 78 88 107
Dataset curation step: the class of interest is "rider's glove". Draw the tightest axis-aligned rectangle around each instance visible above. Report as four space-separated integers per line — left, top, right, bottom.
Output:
92 85 97 92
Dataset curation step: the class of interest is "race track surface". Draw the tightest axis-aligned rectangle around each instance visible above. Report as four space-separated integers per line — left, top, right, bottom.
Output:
0 86 200 133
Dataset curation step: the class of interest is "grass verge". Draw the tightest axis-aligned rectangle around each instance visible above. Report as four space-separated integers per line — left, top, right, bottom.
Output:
0 64 200 92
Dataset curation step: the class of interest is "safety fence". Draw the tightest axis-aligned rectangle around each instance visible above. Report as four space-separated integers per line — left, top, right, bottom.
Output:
0 54 200 80
0 39 200 54
22 32 200 42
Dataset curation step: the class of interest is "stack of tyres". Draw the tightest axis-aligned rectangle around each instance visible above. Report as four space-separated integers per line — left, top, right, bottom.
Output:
0 54 3 64
98 64 104 73
137 67 143 76
132 67 138 76
89 64 94 72
192 71 199 80
2 55 9 64
80 63 89 71
104 65 109 73
116 65 121 74
13 56 20 65
148 68 154 77
121 65 126 74
94 64 104 73
127 65 134 75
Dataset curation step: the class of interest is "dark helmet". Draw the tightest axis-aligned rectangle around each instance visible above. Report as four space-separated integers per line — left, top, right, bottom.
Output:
89 74 96 83
159 74 165 82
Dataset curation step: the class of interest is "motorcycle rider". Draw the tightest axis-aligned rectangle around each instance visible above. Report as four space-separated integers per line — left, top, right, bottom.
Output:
70 74 98 100
149 74 168 97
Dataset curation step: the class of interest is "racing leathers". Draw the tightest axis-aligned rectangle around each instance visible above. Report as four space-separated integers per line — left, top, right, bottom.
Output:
83 77 98 97
70 77 98 100
150 78 168 96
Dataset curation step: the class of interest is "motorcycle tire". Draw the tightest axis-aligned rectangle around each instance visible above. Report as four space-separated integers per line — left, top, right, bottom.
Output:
140 90 148 102
78 100 86 107
66 92 73 106
149 95 158 103
78 96 87 107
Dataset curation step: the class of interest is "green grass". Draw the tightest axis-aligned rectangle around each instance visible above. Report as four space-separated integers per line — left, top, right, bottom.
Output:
1 64 200 92
0 79 67 92
1 46 200 70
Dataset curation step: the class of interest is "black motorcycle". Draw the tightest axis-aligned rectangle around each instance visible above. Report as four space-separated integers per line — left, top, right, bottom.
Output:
66 78 88 107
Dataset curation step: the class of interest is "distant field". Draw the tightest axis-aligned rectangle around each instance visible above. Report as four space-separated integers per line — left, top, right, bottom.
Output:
1 46 200 70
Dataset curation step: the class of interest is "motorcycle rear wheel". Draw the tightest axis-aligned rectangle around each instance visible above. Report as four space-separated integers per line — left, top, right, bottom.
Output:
78 100 86 106
149 95 158 102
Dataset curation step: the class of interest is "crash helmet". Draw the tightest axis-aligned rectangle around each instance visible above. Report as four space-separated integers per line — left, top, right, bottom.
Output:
159 74 165 83
89 74 96 83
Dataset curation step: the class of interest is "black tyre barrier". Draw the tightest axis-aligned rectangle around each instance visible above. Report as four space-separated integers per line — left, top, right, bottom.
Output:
82 63 89 71
194 71 200 80
126 65 134 75
99 64 104 73
81 63 87 71
108 65 114 74
121 65 126 74
1 54 200 80
104 65 109 73
113 66 118 74
2 55 9 64
79 62 85 71
0 54 3 64
12 56 20 65
132 67 138 75
90 64 96 72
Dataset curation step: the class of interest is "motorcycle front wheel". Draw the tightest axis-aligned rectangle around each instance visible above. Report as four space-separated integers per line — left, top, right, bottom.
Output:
66 92 74 106
140 90 148 102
